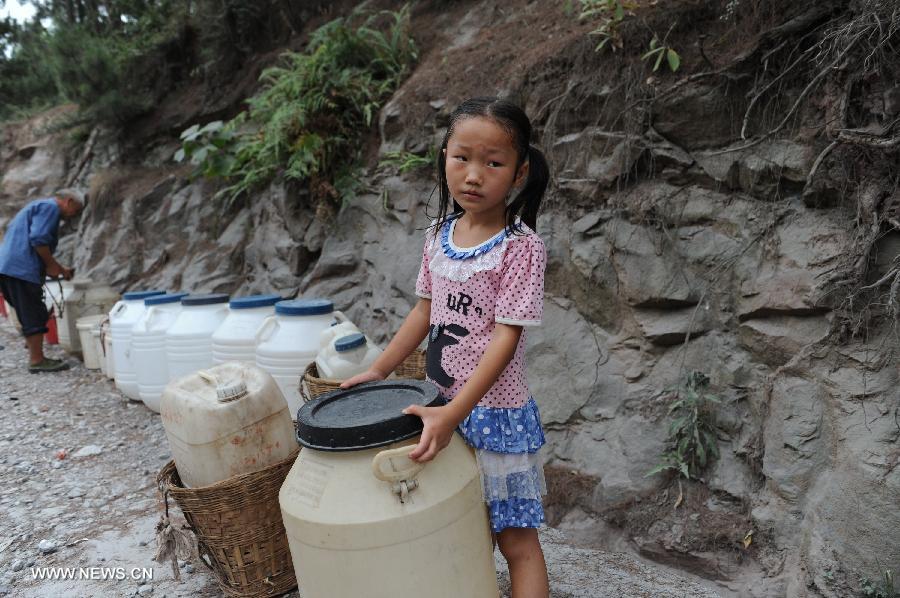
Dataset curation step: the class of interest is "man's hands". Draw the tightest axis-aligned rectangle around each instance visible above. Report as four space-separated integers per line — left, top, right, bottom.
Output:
45 262 74 280
403 404 458 463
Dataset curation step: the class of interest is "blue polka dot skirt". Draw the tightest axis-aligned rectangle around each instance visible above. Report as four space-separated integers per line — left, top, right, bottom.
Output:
457 397 547 533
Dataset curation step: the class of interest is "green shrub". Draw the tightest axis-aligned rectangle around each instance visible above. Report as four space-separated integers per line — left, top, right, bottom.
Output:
647 371 720 480
179 5 417 204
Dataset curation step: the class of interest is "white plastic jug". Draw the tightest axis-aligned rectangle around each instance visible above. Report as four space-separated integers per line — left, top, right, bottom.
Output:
211 294 281 364
132 293 188 413
111 290 166 400
160 362 297 487
255 299 344 417
165 294 230 382
63 279 119 355
317 320 360 351
76 314 107 369
280 381 498 598
315 333 382 380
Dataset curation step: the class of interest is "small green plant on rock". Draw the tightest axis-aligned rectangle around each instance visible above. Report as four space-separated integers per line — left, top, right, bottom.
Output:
578 0 633 52
577 0 681 72
379 148 436 174
641 29 681 72
647 371 720 480
861 570 897 598
174 121 237 179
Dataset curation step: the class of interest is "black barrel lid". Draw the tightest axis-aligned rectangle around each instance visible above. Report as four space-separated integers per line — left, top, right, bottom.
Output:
295 380 443 452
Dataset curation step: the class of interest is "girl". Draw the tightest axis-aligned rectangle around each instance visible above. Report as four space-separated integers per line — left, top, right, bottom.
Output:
341 97 551 598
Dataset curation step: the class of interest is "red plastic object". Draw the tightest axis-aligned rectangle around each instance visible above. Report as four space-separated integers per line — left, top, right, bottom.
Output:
46 308 59 344
0 291 7 318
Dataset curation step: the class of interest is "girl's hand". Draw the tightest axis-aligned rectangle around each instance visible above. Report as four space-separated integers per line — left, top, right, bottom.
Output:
403 404 458 463
339 368 386 389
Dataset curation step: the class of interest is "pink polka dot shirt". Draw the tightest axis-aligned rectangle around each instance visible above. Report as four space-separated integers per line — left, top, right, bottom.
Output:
415 216 546 409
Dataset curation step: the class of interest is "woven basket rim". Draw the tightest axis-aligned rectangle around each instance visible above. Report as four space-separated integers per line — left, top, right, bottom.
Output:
158 448 299 496
303 361 343 385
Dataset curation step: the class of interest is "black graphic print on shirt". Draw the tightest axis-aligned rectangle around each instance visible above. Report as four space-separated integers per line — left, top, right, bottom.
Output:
425 322 470 387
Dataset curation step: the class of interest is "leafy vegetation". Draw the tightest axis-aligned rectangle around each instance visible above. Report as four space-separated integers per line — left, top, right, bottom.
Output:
647 371 720 480
0 0 309 123
175 5 417 204
861 571 897 598
577 0 682 72
379 148 436 174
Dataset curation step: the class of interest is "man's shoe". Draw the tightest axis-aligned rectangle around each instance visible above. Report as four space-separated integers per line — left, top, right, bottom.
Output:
28 358 70 373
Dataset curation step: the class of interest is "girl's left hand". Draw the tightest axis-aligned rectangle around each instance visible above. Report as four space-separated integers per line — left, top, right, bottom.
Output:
403 404 458 463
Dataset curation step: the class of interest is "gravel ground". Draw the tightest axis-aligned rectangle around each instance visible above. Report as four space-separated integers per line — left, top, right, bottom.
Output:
0 317 720 598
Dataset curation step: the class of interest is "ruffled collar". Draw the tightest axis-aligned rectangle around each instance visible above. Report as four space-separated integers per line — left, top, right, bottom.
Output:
439 215 510 261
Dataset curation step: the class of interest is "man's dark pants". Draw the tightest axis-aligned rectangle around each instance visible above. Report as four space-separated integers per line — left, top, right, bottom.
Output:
0 274 49 337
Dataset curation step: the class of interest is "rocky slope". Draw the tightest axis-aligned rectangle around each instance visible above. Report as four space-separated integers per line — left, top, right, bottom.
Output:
1 1 898 596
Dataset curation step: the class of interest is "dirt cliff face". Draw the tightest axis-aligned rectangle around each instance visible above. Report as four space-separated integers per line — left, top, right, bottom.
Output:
2 1 898 595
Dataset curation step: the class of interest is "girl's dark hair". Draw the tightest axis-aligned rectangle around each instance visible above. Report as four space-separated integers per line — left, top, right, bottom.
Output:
432 97 549 235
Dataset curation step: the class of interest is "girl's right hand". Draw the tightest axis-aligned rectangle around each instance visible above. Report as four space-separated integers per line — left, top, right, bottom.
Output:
340 368 387 389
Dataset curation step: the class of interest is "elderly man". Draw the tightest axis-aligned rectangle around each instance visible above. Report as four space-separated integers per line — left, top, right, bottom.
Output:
0 189 85 372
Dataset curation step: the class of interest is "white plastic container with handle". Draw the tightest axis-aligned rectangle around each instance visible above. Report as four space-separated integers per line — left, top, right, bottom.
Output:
165 294 230 381
160 362 296 487
133 293 188 412
255 298 344 417
314 332 382 380
111 290 166 400
211 294 281 364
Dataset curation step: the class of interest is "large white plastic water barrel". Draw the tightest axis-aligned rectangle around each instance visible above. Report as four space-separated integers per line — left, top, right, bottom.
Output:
133 293 188 413
76 314 107 369
111 290 166 400
211 294 282 364
165 294 230 381
280 381 498 598
63 279 119 355
315 333 382 380
255 299 343 417
160 362 297 487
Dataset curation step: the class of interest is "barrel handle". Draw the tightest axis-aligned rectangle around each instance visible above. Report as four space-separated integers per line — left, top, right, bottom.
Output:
145 306 159 329
113 303 127 316
255 315 277 342
197 370 217 385
332 310 348 325
372 446 425 503
372 445 425 483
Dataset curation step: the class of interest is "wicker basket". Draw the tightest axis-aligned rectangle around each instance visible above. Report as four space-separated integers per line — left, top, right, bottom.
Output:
157 450 299 598
395 348 427 380
299 349 428 403
299 362 342 403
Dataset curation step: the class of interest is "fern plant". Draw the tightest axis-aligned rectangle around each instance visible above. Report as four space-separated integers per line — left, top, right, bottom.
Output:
177 5 416 205
647 371 720 480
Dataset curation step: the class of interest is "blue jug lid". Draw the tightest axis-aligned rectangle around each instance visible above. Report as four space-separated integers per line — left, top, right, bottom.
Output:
144 292 188 306
181 293 230 306
335 333 366 352
295 380 443 451
229 294 282 309
123 290 166 301
275 298 334 316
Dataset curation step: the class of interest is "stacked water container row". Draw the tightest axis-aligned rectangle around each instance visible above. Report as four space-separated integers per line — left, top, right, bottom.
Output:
104 291 382 416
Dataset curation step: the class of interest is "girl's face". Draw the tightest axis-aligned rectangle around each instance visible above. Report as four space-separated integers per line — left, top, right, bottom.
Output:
444 116 528 222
